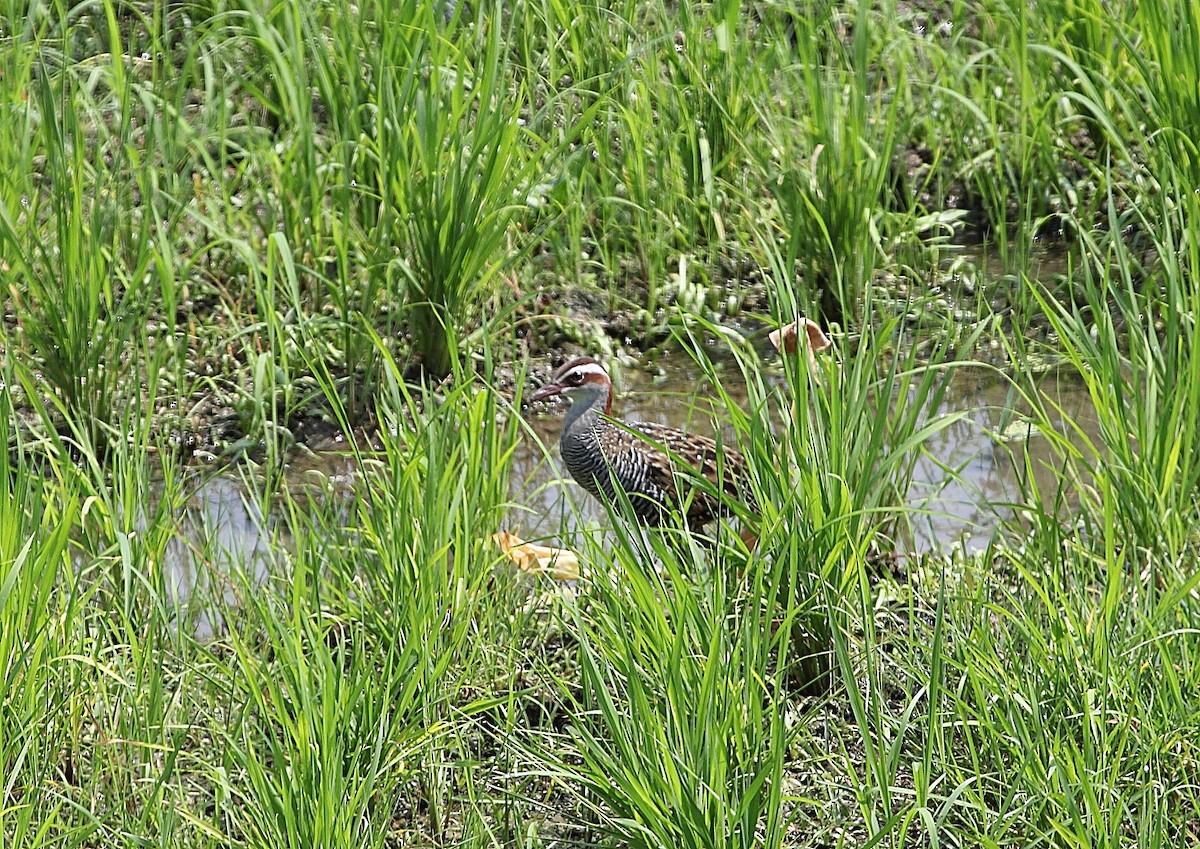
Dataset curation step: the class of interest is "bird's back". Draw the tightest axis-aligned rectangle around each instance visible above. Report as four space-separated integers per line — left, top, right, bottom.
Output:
562 414 749 528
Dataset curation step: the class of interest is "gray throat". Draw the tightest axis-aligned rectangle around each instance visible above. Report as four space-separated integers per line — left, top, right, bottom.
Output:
561 388 604 438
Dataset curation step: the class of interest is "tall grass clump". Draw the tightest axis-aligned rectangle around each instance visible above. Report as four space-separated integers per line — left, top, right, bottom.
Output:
1 367 220 842
0 394 90 844
699 306 977 669
1025 187 1200 562
1050 0 1133 164
210 349 524 844
1 56 144 450
214 555 404 848
245 233 307 462
506 0 630 292
232 0 545 384
908 271 1200 843
0 4 202 457
519 0 774 305
655 0 763 246
553 523 789 849
744 302 998 839
1128 0 1200 188
925 520 1200 846
757 1 910 328
390 15 533 380
944 2 1071 242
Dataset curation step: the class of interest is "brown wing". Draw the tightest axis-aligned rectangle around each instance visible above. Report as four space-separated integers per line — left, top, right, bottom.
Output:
620 420 751 527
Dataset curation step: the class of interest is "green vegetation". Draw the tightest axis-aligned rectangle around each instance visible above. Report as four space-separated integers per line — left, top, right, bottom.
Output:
3 0 1200 845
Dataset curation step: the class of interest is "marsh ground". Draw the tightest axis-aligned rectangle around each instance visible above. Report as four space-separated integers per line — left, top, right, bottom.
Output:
3 1 1200 846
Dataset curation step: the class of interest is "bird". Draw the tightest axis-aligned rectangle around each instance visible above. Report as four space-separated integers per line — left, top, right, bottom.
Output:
528 356 754 537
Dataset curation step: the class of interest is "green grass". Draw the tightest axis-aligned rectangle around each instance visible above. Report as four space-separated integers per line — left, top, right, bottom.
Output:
3 0 1200 844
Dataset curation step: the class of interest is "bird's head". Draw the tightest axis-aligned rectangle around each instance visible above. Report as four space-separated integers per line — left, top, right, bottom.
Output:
529 357 613 414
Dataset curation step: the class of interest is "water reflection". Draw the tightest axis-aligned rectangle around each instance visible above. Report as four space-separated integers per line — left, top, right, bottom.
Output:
164 456 356 639
165 474 271 640
906 367 1095 553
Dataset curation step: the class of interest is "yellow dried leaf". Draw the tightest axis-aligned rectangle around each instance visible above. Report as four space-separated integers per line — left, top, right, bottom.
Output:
492 531 580 581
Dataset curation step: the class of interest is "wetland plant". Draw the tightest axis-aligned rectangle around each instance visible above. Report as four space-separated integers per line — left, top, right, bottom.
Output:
2 0 1200 844
1 61 149 452
553 521 789 849
383 4 541 380
757 0 909 329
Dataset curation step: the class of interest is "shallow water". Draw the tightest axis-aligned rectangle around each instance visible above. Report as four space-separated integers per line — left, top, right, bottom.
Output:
511 355 1097 555
164 240 1095 623
162 353 1097 633
162 454 357 639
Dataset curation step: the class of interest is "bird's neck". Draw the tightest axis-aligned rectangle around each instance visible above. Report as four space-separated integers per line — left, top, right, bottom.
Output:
562 384 612 437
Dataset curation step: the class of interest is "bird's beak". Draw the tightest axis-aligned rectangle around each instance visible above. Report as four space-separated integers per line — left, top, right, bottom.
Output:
529 382 562 403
